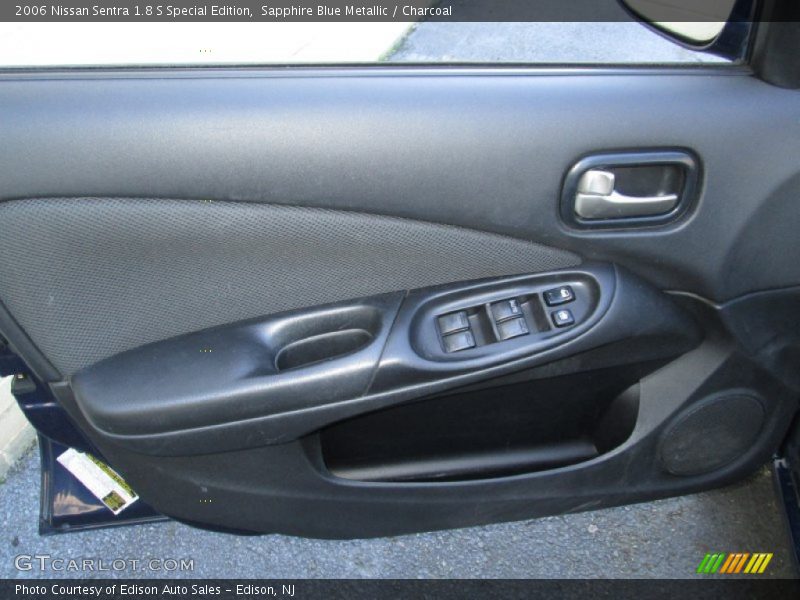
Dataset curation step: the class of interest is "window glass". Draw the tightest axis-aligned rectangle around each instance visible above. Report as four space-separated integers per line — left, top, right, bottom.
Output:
0 1 740 68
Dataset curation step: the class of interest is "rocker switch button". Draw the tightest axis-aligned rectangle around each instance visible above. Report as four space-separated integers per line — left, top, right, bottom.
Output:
544 286 575 306
437 311 469 335
490 299 523 323
442 330 476 353
552 309 575 328
497 317 529 341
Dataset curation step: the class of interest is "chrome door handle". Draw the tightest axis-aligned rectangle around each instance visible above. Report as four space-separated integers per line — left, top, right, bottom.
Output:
574 169 679 219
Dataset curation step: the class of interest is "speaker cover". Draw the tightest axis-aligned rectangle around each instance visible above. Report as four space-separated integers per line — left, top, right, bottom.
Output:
659 391 764 476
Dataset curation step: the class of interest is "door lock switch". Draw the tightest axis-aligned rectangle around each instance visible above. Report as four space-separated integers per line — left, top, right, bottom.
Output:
490 299 523 322
442 329 476 353
437 311 469 336
497 317 529 341
544 286 575 306
551 309 575 328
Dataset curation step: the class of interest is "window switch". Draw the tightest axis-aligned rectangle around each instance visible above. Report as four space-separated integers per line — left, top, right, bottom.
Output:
544 286 575 306
551 309 575 328
437 311 469 335
442 330 476 353
497 316 529 341
490 298 523 322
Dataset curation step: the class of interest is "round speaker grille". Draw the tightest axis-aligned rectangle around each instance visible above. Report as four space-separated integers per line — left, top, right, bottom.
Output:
659 392 764 477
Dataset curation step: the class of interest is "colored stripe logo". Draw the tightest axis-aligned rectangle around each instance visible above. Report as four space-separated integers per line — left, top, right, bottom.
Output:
696 552 773 574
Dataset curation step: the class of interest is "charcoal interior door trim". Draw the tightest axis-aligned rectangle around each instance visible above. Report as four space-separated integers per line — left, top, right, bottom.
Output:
70 263 702 456
0 197 580 380
1 68 797 303
52 329 798 538
4 64 798 539
73 292 405 440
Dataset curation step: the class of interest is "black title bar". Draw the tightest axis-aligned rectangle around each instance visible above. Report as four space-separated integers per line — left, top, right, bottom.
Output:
5 578 800 599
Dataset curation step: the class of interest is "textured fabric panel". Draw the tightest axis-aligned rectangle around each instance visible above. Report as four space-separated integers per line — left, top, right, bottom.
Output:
0 198 580 375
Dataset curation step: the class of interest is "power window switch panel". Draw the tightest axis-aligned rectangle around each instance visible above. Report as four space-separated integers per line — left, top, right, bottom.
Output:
544 286 575 306
490 298 523 322
442 330 476 353
497 317 529 341
551 309 575 328
437 311 469 335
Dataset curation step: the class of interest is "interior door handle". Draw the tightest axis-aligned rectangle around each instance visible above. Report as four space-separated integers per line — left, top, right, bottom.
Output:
574 169 679 219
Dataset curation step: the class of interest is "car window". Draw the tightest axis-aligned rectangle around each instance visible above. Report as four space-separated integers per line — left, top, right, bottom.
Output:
0 2 740 67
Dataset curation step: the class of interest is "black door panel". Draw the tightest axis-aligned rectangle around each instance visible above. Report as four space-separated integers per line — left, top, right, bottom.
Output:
0 198 578 379
0 70 798 303
48 325 797 538
1 66 799 537
68 264 699 456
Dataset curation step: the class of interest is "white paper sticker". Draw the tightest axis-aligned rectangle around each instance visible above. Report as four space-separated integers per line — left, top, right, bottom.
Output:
57 448 139 515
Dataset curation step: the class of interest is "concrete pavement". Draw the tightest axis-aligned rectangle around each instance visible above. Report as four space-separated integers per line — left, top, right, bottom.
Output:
388 0 726 64
0 377 35 482
389 21 725 64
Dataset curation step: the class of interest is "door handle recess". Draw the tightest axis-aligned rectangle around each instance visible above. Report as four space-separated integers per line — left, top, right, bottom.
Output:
574 169 678 219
